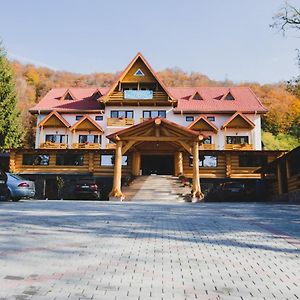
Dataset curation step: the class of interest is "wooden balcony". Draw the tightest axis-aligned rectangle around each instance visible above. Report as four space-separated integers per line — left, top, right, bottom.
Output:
72 143 101 150
200 144 215 150
106 143 116 149
225 144 253 150
109 91 168 101
40 142 68 149
107 118 134 127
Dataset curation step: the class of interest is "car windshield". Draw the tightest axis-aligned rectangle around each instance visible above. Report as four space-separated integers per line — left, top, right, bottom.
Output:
7 173 24 181
224 183 244 188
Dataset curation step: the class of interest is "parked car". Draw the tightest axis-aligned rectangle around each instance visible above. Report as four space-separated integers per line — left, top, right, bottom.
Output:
75 179 100 200
206 182 246 201
0 170 8 201
6 173 35 201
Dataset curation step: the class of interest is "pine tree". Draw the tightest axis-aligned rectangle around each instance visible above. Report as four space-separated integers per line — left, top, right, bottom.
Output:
0 43 23 150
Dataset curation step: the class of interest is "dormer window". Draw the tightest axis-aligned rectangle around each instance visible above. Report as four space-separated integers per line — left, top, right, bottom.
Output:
64 92 74 100
92 91 102 100
192 92 203 100
134 69 145 76
225 92 235 100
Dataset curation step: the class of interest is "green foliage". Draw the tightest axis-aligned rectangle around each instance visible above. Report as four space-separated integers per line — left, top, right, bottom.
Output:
262 131 300 150
0 44 23 150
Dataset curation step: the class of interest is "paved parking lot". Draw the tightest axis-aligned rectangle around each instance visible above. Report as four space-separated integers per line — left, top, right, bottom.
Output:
0 200 299 300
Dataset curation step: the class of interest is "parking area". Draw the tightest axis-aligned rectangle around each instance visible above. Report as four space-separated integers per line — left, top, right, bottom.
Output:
0 200 299 299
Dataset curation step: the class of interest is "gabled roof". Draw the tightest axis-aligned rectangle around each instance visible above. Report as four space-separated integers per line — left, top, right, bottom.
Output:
221 112 255 129
101 52 176 102
30 88 109 113
171 87 267 113
107 117 200 142
38 111 70 128
188 115 218 132
70 115 104 132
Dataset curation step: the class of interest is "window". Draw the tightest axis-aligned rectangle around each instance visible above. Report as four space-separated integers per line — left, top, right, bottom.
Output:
203 136 212 144
64 92 73 100
95 116 103 121
239 155 268 167
56 154 84 166
110 111 134 119
23 154 50 166
186 116 194 122
45 135 68 143
100 155 128 166
226 136 249 144
142 110 166 119
134 69 145 76
225 92 235 100
79 135 101 144
193 92 203 100
76 115 83 121
207 116 215 122
189 155 218 167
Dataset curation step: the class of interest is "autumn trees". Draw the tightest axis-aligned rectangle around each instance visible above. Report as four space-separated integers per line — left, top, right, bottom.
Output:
0 44 23 150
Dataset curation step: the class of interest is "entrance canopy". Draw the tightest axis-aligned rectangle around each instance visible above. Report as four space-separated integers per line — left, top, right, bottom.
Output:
106 117 203 155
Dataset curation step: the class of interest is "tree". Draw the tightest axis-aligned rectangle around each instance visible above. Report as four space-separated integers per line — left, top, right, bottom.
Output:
0 43 23 150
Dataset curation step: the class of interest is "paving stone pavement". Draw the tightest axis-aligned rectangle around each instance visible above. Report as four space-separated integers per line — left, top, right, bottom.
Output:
0 200 299 300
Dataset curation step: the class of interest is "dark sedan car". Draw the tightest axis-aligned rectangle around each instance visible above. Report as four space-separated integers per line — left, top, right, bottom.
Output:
206 182 246 201
75 179 100 200
0 170 8 201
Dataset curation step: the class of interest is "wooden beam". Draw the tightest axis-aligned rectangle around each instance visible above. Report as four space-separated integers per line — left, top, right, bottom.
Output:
192 142 204 200
122 136 193 142
178 141 192 155
122 140 136 155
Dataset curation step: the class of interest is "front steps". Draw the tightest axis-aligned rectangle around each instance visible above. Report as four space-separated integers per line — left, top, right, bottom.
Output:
122 175 191 202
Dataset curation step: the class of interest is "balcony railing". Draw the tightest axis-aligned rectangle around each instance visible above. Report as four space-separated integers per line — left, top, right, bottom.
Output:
225 144 253 150
106 143 116 149
107 118 134 126
40 142 68 149
109 91 168 101
72 143 101 149
200 144 215 150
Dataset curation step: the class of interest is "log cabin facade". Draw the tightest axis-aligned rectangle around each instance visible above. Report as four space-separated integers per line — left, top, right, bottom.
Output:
11 52 285 200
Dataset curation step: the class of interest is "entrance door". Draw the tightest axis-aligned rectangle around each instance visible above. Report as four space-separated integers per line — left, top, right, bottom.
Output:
141 155 174 175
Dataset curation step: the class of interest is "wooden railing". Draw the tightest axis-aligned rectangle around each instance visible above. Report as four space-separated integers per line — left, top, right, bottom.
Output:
40 142 67 149
225 144 253 150
106 143 116 149
109 91 169 101
200 144 215 150
72 143 101 149
107 118 134 126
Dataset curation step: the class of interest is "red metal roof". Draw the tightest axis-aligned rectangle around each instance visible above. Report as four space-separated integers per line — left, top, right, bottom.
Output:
30 85 266 114
29 87 109 113
170 87 267 113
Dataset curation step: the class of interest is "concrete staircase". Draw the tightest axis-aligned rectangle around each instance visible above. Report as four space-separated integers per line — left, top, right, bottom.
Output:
122 175 191 202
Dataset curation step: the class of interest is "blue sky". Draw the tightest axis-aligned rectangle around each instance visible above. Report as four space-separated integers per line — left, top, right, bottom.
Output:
1 0 299 84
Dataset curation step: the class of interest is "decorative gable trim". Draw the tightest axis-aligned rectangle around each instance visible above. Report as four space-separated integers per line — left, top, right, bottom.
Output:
70 115 104 132
221 112 255 129
38 111 70 128
188 115 218 132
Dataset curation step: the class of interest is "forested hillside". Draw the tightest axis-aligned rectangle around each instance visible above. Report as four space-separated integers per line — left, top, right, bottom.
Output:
11 61 300 150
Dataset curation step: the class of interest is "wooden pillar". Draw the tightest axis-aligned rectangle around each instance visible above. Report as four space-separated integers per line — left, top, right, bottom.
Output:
175 152 183 176
277 164 283 195
132 151 141 176
39 126 43 148
109 141 124 200
192 142 204 200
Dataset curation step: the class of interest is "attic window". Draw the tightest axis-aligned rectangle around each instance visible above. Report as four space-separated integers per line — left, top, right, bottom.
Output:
192 92 203 100
93 91 102 100
64 92 73 100
134 69 145 76
214 95 223 100
225 92 235 100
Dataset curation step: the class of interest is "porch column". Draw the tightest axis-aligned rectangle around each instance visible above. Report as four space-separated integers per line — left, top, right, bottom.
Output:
109 141 124 200
192 141 204 200
132 151 141 176
39 126 43 148
175 152 183 176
